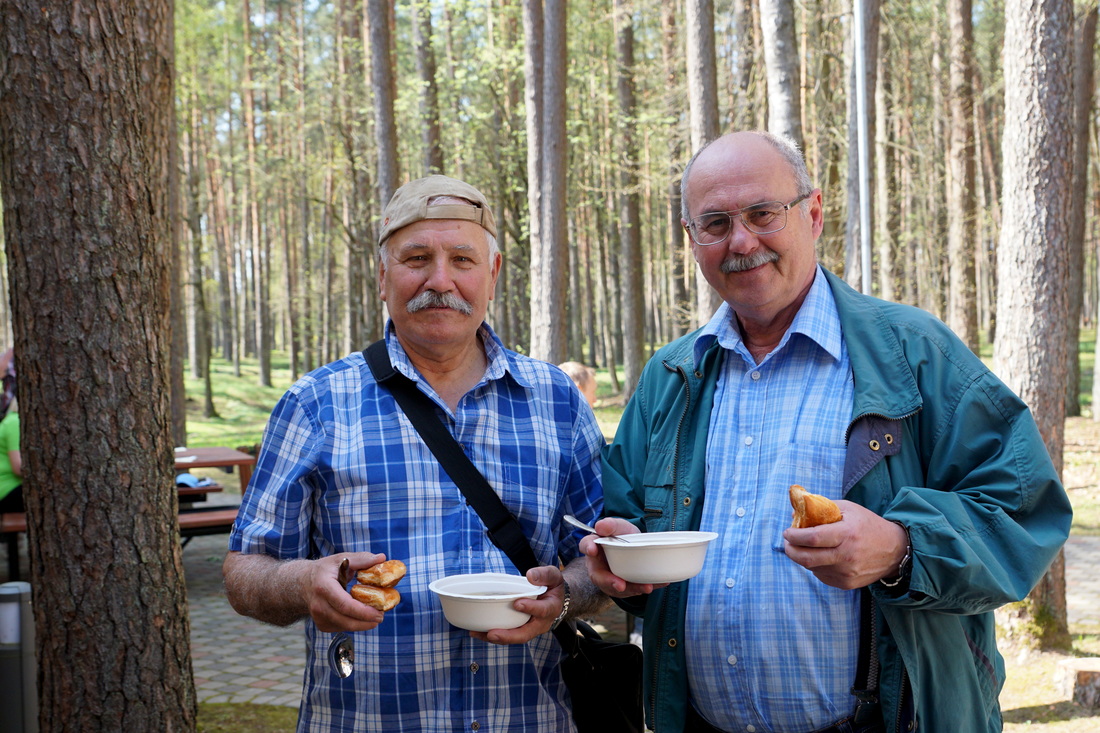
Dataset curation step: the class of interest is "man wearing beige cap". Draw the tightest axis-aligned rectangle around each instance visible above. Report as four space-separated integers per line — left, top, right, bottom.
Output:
224 175 608 732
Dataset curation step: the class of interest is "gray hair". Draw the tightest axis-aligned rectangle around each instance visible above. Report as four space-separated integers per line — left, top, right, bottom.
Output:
680 131 814 221
378 194 499 263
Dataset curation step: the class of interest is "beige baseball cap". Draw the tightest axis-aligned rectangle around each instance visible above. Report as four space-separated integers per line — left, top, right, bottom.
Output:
378 175 497 247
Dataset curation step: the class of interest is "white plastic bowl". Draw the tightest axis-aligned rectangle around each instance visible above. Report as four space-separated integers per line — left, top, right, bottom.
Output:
428 572 547 632
595 531 719 584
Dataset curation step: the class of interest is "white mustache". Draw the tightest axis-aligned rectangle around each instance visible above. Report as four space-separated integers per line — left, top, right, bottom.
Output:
720 249 780 273
406 290 474 316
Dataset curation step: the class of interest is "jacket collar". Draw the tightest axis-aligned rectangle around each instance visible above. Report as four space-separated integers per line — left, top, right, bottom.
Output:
821 268 923 422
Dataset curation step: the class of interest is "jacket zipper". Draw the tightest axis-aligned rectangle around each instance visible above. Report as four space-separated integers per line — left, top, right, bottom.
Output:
844 408 921 444
894 666 909 732
648 360 693 729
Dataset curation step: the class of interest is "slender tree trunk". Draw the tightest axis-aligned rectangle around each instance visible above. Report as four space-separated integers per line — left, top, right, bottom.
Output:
994 0 1074 651
1068 5 1097 417
759 0 803 147
874 25 895 303
844 0 881 292
413 0 444 175
661 8 690 339
528 0 569 363
368 0 401 208
946 0 980 352
0 2 197 730
614 0 644 398
685 0 722 325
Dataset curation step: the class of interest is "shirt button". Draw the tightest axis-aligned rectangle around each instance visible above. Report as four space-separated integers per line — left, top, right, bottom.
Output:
727 654 737 665
743 436 753 446
471 723 480 731
726 578 735 588
747 726 756 732
751 371 761 381
469 662 479 673
736 507 746 517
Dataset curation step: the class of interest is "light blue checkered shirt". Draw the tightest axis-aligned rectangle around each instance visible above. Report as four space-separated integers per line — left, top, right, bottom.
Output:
230 323 604 733
685 266 860 732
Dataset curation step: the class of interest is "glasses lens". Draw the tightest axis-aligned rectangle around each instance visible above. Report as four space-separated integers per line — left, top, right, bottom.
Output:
741 203 786 234
691 212 732 245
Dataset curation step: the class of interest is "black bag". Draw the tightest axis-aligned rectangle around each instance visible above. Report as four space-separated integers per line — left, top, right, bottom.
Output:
365 340 645 732
560 619 644 732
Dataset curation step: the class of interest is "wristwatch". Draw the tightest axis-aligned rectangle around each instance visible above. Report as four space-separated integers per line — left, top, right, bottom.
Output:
551 580 571 630
879 522 912 588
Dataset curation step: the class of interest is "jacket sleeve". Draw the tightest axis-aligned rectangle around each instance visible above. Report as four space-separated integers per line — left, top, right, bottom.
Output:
600 380 655 618
876 371 1071 614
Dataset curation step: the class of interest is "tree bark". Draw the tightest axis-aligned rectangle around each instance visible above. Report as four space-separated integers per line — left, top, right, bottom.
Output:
615 0 644 398
1068 5 1097 418
368 0 401 208
759 0 803 147
0 1 197 730
523 0 544 358
685 0 723 325
528 0 569 363
413 0 444 175
994 0 1075 650
946 0 980 352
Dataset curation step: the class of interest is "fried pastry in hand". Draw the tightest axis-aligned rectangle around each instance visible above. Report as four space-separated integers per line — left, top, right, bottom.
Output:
789 484 842 528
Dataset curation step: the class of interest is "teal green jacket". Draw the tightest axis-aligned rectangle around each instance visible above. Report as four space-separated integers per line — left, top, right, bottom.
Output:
602 269 1071 733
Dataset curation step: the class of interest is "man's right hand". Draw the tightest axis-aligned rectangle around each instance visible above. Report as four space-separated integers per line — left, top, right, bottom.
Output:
223 550 392 631
578 518 667 597
306 552 393 632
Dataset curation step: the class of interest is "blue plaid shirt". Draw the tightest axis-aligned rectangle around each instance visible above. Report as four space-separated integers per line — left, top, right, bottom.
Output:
685 267 860 732
229 323 604 733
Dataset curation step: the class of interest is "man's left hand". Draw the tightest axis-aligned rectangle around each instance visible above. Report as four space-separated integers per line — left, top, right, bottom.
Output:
782 501 908 589
470 564 565 645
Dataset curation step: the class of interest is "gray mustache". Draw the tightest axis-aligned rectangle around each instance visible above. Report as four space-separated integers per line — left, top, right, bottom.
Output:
720 249 780 273
406 290 474 316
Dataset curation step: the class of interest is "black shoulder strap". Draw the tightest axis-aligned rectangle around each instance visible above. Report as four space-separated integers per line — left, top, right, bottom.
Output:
363 340 539 573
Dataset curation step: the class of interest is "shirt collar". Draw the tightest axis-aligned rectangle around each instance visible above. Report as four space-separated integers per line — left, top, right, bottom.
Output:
693 265 843 369
383 320 529 389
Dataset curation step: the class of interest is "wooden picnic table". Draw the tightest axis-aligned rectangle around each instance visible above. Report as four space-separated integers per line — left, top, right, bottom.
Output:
174 446 256 492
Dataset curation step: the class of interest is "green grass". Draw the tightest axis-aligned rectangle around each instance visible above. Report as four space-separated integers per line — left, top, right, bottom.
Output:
183 354 297 448
198 703 297 732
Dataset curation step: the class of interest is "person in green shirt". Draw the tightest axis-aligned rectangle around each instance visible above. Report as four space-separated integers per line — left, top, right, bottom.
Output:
0 397 22 513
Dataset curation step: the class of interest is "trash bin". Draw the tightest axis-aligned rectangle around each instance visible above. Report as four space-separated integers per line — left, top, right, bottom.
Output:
0 581 37 733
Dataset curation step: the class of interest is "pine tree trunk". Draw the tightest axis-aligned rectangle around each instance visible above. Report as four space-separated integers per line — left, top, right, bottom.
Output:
685 0 723 325
1066 6 1097 418
946 0 980 352
994 0 1075 650
0 1 197 729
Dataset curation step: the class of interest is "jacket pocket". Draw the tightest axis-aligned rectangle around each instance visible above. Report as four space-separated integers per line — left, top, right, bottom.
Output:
641 446 675 532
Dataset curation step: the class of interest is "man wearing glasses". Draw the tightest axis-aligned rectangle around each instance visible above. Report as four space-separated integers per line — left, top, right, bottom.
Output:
583 131 1070 733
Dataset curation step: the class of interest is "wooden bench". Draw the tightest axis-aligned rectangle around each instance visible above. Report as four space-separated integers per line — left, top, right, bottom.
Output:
1 505 240 581
177 506 240 547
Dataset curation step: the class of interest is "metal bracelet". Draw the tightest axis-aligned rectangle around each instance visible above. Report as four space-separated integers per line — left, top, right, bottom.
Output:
879 522 912 588
551 580 571 629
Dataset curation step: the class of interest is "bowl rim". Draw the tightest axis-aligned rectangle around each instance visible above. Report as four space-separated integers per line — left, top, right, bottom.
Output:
428 572 546 600
594 530 719 548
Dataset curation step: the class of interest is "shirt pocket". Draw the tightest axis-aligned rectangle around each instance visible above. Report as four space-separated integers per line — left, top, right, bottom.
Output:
769 442 847 551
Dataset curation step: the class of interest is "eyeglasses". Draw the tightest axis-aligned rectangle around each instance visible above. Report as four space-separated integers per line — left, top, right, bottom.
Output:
686 193 812 245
